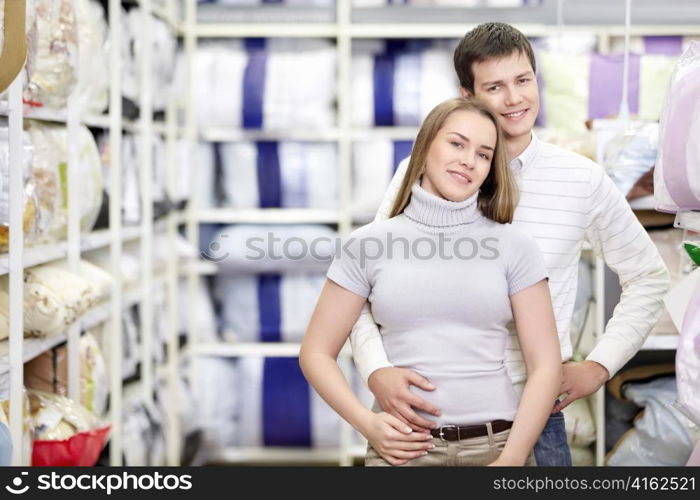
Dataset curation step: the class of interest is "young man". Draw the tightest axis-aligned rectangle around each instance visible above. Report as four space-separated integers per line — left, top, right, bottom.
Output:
350 22 670 466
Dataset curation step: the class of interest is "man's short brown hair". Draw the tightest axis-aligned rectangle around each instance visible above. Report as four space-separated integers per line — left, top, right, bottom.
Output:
453 23 536 93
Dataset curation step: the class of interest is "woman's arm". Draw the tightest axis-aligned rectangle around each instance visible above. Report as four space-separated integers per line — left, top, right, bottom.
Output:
492 279 562 466
300 279 433 465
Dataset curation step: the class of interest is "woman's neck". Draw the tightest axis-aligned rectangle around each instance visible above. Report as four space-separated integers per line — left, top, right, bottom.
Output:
403 181 481 228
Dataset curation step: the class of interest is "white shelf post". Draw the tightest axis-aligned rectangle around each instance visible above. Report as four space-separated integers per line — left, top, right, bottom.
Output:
8 67 25 467
108 0 124 467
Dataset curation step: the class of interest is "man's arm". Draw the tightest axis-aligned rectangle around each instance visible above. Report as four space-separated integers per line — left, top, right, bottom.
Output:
556 164 670 411
348 158 408 383
348 157 441 430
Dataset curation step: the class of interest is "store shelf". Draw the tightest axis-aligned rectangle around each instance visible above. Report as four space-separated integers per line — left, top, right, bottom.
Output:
196 5 334 25
197 208 341 225
0 226 142 276
0 285 143 378
641 334 678 351
351 127 419 141
196 340 352 358
195 23 337 38
180 260 218 276
13 108 172 136
675 211 700 233
352 0 700 30
199 128 341 142
196 342 301 358
640 334 678 351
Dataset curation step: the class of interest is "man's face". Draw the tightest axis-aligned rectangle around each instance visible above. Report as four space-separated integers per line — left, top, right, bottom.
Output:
466 51 540 145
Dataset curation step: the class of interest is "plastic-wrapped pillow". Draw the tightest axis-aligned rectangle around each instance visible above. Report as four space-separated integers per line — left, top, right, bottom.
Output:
352 141 413 218
562 396 596 447
0 0 37 110
28 390 110 466
220 141 339 209
23 0 78 111
603 121 658 197
195 357 240 453
215 272 325 342
25 123 63 242
74 0 109 114
654 41 700 212
26 123 104 240
606 377 700 466
177 278 217 342
0 262 98 338
209 224 336 274
237 357 341 448
50 259 113 303
125 9 176 112
675 279 700 427
351 39 457 127
0 122 39 251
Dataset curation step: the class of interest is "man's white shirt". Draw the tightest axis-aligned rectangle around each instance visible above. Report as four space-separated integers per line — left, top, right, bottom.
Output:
350 132 670 389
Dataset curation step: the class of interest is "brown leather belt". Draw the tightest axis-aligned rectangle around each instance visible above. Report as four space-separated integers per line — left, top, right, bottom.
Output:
429 420 513 441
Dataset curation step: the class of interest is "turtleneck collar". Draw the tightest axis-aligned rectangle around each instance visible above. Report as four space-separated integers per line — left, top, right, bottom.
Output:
403 179 481 228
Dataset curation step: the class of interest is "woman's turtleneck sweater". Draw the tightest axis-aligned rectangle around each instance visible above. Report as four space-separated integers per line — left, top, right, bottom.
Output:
327 181 548 425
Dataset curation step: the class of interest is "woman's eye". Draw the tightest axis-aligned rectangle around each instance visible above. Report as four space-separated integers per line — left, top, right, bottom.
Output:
451 141 463 149
479 153 490 160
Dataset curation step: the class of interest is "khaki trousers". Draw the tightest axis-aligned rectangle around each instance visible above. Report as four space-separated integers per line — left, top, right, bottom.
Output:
365 425 511 467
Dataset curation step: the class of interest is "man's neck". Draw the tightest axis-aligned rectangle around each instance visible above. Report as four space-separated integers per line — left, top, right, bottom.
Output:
506 131 533 161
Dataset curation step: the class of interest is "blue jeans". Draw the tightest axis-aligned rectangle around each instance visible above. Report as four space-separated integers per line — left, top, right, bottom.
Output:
534 409 572 466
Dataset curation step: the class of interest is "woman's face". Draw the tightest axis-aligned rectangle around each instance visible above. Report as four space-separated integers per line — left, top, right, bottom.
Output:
421 110 497 202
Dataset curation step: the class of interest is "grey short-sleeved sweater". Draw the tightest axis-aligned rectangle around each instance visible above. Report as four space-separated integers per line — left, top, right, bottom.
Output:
327 181 548 425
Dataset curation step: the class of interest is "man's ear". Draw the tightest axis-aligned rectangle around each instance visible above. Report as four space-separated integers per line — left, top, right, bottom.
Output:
458 86 473 98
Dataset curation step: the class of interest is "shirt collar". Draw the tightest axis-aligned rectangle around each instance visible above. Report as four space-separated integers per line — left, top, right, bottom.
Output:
510 131 539 173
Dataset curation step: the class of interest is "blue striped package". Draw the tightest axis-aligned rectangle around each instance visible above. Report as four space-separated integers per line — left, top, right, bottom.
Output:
196 357 242 451
194 39 336 130
237 356 368 448
220 142 338 209
352 40 458 127
215 273 326 343
352 140 413 218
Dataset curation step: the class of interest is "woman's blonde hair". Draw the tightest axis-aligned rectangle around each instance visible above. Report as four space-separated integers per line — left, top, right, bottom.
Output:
388 97 518 223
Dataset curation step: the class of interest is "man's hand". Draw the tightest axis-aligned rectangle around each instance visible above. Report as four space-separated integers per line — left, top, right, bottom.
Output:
368 367 441 432
553 360 609 412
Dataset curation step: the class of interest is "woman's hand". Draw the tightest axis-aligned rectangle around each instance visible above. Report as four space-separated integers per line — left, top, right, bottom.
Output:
360 411 434 466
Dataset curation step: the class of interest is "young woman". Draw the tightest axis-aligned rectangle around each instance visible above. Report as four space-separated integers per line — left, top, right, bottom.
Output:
299 97 561 466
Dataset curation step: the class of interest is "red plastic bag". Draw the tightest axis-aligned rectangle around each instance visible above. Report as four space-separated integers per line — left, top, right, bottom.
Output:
32 425 110 466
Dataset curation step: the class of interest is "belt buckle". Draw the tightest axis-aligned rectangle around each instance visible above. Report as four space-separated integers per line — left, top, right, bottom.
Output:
438 424 459 442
